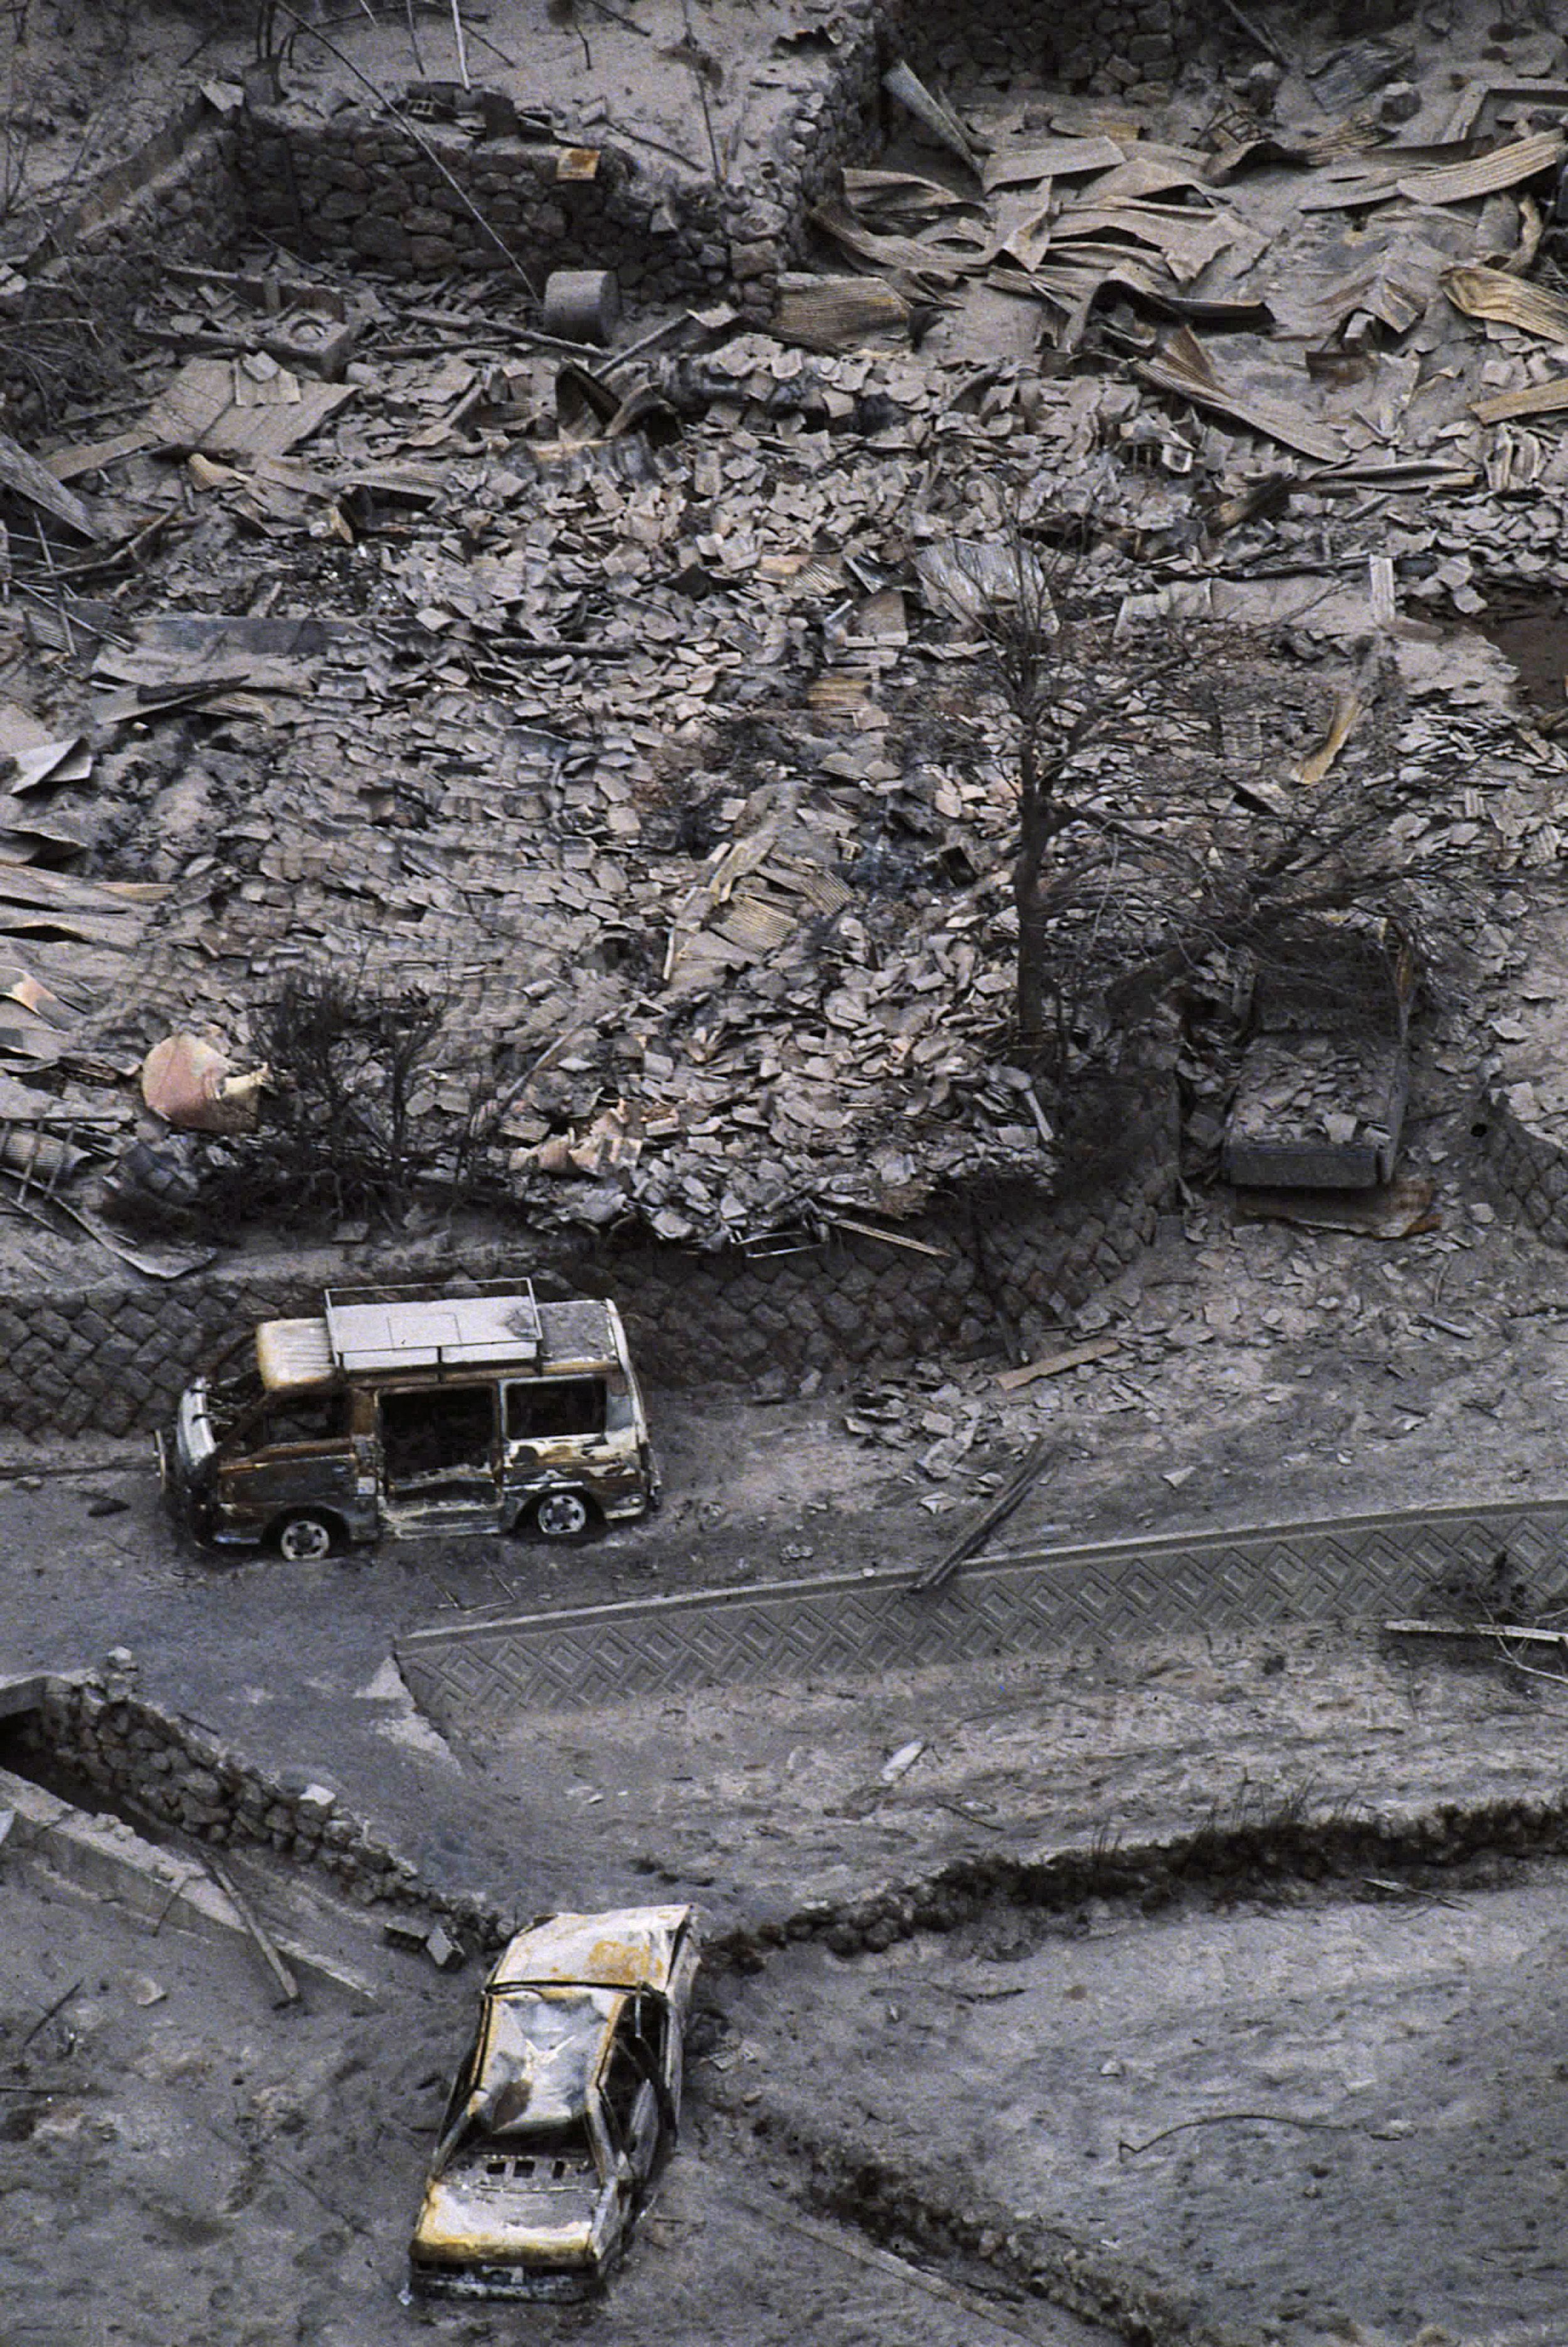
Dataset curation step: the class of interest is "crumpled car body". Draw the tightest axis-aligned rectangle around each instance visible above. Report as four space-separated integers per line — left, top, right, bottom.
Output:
409 1904 699 2301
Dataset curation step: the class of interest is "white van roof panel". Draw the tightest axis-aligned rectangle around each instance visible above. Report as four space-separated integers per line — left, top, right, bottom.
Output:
324 1288 542 1373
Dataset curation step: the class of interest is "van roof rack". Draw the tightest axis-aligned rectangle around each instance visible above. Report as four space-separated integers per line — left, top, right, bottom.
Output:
322 1281 541 1373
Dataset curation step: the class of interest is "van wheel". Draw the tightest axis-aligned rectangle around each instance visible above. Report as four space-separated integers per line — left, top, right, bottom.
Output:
533 1489 594 1541
273 1511 337 1563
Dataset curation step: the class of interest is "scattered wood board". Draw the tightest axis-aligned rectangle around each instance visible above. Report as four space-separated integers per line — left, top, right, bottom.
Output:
0 428 102 540
1137 333 1344 462
995 1338 1121 1391
1471 376 1568 423
140 357 356 460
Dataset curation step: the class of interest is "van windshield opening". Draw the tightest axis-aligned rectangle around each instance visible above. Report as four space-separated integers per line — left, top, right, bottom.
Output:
263 1393 348 1447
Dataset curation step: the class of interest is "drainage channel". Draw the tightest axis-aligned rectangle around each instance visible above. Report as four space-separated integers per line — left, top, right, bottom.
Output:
749 2115 1205 2347
0 1670 506 1989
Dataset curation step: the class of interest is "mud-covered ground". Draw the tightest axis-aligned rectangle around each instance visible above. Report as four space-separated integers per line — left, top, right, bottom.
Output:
2 1849 1113 2347
7 1152 1568 2344
11 1 1568 2338
724 1859 1568 2347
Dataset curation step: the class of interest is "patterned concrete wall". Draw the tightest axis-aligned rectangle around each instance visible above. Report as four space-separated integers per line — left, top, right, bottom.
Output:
398 1496 1568 1721
1480 1085 1568 1248
0 1067 1177 1438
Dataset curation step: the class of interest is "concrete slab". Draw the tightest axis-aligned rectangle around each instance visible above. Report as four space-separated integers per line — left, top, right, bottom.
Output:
398 1494 1568 1716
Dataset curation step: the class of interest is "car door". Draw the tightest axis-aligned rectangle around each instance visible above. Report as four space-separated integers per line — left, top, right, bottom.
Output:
376 1381 504 1534
600 2017 660 2189
217 1392 358 1530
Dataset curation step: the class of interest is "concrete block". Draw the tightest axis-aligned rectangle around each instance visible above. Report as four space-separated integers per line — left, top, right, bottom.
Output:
0 1672 52 1721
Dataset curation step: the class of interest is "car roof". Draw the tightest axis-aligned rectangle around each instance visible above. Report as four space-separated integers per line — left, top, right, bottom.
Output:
325 1288 543 1373
253 1294 623 1395
487 1904 694 1994
474 1984 620 2129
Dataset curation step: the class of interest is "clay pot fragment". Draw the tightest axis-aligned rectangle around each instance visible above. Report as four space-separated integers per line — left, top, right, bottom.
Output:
140 1035 271 1135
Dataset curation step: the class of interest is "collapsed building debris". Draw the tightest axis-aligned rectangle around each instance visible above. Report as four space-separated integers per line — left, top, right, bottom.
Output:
0 0 1564 1316
13 18 1568 2347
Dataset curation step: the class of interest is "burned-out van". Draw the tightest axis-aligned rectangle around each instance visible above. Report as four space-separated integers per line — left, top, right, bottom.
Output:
158 1281 659 1560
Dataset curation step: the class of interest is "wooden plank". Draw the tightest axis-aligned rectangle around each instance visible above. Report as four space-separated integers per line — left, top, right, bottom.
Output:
0 429 102 540
1385 1617 1568 1649
1444 261 1568 344
1471 376 1568 423
995 1337 1120 1392
206 1858 300 2005
909 1434 1054 1595
140 357 356 460
983 135 1125 189
1396 129 1565 203
1136 352 1343 462
43 430 152 483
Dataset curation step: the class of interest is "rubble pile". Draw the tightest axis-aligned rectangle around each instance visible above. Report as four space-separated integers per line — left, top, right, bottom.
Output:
0 13 1567 1272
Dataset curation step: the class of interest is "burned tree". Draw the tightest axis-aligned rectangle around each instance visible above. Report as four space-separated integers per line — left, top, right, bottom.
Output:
965 535 1445 1109
963 535 1197 1065
239 961 451 1225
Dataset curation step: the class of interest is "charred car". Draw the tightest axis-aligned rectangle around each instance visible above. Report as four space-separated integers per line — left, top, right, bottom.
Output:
157 1279 659 1560
409 1903 699 2301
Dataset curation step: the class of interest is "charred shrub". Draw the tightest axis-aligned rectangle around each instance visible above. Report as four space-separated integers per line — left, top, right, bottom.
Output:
209 962 452 1228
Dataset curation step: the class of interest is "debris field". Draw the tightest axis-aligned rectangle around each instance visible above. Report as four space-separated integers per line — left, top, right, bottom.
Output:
8 2 1568 2344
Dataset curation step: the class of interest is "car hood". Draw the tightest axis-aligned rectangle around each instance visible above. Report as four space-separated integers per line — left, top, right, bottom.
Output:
413 2164 614 2272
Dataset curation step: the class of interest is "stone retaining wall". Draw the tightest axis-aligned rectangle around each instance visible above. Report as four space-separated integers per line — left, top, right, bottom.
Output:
893 0 1198 93
237 0 1203 321
2 0 1225 428
8 1667 509 1942
0 1067 1176 1437
237 9 884 322
1 102 243 425
238 108 727 305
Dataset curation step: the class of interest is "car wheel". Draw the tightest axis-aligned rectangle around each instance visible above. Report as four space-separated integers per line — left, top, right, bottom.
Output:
533 1488 593 1541
274 1511 337 1563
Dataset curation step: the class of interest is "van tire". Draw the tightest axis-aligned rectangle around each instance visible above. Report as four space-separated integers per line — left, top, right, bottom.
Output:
532 1489 595 1541
273 1511 339 1563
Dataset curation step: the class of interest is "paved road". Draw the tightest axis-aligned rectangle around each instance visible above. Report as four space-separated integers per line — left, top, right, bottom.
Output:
0 1452 566 1895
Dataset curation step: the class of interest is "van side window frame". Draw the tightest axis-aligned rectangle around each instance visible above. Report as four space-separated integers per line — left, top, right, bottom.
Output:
258 1392 351 1449
502 1376 608 1444
378 1382 500 1490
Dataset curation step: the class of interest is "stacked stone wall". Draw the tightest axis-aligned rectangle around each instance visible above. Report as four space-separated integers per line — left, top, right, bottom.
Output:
0 107 243 423
237 6 884 323
723 8 884 315
889 0 1197 92
0 0 1222 418
235 0 1202 321
237 110 728 302
12 1669 509 1940
0 1067 1177 1437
